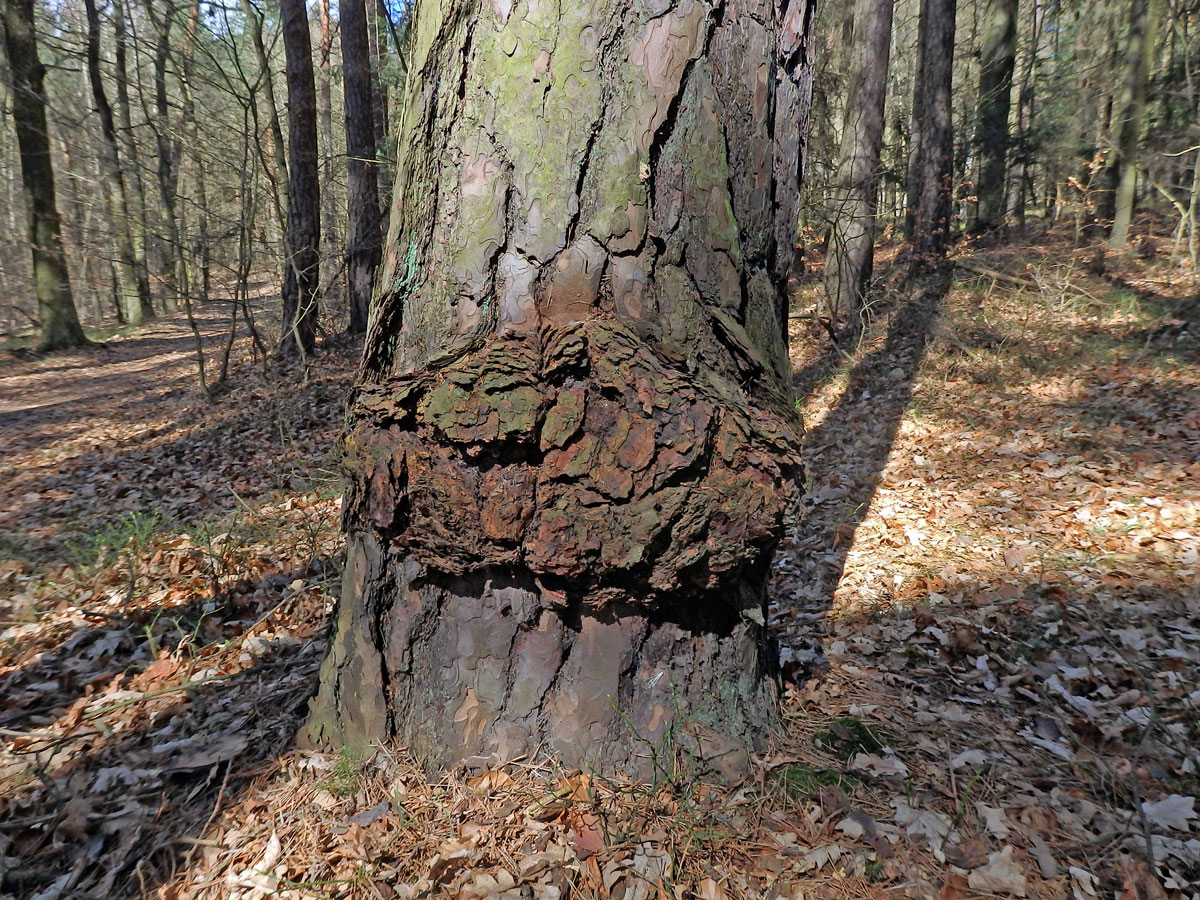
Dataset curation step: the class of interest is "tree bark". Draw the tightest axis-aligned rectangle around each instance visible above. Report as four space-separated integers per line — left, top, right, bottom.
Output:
277 0 320 360
371 0 390 211
1005 0 1042 226
306 0 813 781
83 0 154 326
341 0 381 334
971 0 1017 231
144 0 188 312
1108 0 1160 246
1 0 88 350
823 0 894 326
905 0 958 259
319 0 337 290
111 0 152 310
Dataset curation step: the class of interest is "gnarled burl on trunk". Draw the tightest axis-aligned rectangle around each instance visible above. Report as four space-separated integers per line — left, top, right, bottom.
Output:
305 0 814 781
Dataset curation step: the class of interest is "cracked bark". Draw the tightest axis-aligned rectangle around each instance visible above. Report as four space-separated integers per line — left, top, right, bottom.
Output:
306 0 813 781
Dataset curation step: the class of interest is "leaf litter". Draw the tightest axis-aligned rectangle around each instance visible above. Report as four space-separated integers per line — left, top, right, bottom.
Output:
0 234 1197 899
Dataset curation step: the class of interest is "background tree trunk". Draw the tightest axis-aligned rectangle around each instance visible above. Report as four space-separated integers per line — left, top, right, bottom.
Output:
1005 0 1042 227
83 0 153 325
340 0 380 335
1 0 87 350
972 0 1017 231
370 0 390 210
318 0 337 292
905 0 958 259
111 0 152 309
145 0 188 313
1108 0 1160 246
240 0 290 230
306 0 813 781
823 0 894 328
277 0 320 360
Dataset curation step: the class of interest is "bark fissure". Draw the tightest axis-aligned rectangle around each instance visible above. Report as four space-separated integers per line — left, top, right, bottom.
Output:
368 576 396 736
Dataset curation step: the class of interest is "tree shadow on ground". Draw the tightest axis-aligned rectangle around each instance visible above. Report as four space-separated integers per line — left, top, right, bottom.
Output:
0 563 330 898
789 555 1200 895
771 271 950 677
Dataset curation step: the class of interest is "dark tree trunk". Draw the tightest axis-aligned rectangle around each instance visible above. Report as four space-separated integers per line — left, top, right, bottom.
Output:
1108 0 1160 246
823 0 894 326
1 0 88 350
905 0 958 259
319 0 337 290
83 0 153 326
111 0 152 310
278 0 321 360
341 0 381 334
971 0 1017 232
306 0 813 781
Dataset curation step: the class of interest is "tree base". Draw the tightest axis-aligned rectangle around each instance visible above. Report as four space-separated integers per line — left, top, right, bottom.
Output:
304 532 779 782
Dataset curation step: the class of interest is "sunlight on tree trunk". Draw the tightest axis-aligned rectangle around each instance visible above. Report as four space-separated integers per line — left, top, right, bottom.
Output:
1 0 88 350
1108 0 1160 247
823 0 894 329
306 0 814 781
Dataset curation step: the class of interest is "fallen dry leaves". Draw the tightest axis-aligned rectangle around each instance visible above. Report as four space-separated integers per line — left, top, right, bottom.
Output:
0 231 1197 899
0 311 351 897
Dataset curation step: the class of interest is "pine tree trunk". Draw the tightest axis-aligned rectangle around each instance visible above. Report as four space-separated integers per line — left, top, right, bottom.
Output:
1 0 88 350
341 0 381 334
971 0 1017 232
823 0 893 326
1108 0 1159 246
306 0 813 781
83 0 153 326
278 0 320 360
905 0 958 259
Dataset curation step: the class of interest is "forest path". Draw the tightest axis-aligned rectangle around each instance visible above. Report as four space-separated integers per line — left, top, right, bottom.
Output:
1 303 356 899
0 307 228 422
0 304 353 557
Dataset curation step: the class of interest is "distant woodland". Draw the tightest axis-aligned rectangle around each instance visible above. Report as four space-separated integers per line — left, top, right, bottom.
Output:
1 0 1197 359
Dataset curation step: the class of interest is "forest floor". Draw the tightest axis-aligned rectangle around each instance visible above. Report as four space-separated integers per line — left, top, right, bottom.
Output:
0 229 1197 900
